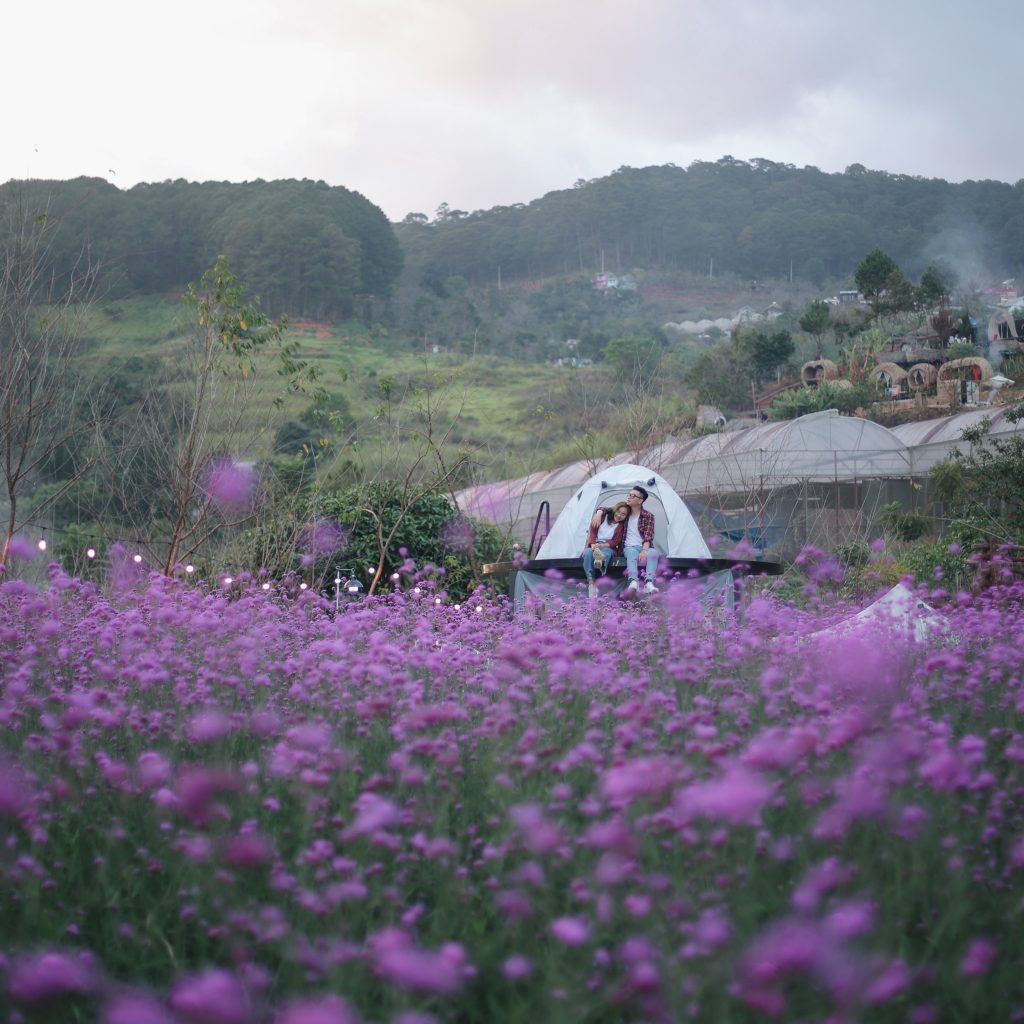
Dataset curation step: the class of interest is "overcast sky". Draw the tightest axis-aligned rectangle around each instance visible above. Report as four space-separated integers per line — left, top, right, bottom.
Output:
6 0 1021 222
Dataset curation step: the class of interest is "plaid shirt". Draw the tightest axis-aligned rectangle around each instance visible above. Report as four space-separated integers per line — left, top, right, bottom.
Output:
632 507 655 546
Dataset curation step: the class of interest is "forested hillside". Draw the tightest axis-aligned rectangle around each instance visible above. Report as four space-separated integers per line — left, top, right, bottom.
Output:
5 160 1024 580
0 177 402 319
8 160 1022 324
396 159 1024 288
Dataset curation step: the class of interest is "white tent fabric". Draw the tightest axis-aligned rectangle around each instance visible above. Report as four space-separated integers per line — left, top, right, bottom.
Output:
535 463 711 560
847 584 945 642
799 584 946 643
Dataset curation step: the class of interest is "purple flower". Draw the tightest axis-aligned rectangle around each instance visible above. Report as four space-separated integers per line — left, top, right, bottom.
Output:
676 765 773 825
824 900 875 939
5 535 37 561
690 907 732 954
343 793 400 839
550 916 590 946
222 832 273 868
791 858 854 913
508 803 562 853
103 990 176 1024
369 929 465 994
600 757 678 804
186 710 232 743
175 767 241 824
0 759 31 818
203 459 257 511
170 968 251 1024
864 959 911 1004
959 937 997 977
137 752 172 789
299 519 347 556
440 517 474 553
274 995 359 1024
8 950 98 1004
502 955 533 980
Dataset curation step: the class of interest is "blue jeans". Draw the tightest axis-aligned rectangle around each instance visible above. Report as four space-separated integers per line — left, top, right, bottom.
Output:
583 546 615 581
625 545 659 581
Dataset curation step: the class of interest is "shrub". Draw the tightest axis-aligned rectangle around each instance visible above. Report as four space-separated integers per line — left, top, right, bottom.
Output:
878 501 930 542
768 380 875 420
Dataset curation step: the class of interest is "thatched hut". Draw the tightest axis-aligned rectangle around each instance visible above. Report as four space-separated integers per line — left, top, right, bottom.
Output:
800 359 838 387
936 357 993 407
907 363 938 391
872 362 909 393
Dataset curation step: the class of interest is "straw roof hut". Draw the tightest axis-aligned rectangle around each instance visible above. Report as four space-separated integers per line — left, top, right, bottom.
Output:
937 357 993 384
872 362 908 389
800 359 838 387
907 363 938 391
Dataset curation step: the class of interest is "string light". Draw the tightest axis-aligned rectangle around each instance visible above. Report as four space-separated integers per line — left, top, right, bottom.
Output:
13 522 410 606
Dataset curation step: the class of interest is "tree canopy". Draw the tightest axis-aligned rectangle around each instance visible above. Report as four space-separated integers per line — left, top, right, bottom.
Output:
396 160 1024 289
0 178 403 319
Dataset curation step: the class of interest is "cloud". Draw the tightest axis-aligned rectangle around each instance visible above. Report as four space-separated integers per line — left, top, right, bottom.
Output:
4 0 1022 220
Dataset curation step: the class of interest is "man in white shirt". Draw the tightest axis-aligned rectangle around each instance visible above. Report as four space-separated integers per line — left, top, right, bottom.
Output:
623 486 660 593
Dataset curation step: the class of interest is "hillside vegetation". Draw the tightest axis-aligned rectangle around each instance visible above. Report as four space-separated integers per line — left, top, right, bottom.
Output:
0 177 401 320
78 296 638 483
5 160 1023 580
396 159 1023 289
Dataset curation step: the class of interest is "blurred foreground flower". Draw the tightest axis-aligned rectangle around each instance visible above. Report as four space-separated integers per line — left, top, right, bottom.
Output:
4 535 37 561
170 968 251 1024
8 949 98 1004
203 459 257 511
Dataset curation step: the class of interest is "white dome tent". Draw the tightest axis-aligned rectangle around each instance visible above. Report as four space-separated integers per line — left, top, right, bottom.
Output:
536 463 711 561
510 465 754 607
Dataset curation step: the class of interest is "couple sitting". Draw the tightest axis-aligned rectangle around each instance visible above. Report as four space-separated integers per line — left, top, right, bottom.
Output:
582 485 660 598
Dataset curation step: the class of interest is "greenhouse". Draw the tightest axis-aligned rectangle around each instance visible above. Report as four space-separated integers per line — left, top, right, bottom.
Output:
457 409 1024 559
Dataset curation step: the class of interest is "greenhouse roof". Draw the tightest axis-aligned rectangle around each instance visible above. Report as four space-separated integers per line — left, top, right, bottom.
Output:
456 408 1023 527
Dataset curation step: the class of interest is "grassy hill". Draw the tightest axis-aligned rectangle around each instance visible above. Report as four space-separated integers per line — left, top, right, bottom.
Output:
77 295 666 486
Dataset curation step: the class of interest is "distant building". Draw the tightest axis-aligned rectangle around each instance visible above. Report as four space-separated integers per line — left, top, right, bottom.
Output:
592 272 637 291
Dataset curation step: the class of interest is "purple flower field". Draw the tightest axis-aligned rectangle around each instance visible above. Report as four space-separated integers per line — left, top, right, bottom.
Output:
1 563 1023 1022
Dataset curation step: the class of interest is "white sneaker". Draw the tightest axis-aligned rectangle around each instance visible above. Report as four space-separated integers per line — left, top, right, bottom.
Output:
627 579 639 592
588 582 598 599
644 580 658 594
